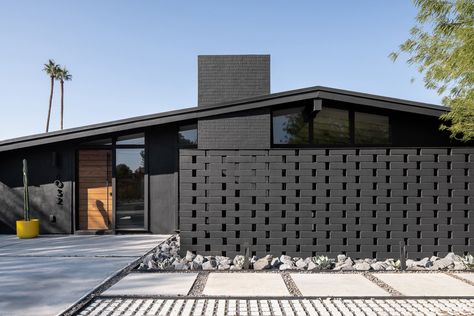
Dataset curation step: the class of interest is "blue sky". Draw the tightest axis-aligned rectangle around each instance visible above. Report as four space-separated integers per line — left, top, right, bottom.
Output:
0 1 438 140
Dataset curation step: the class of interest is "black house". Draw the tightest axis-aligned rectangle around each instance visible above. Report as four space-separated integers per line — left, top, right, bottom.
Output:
0 55 472 259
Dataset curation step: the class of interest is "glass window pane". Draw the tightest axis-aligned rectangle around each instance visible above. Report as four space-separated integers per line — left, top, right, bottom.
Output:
355 112 390 144
272 107 309 144
117 133 145 145
179 124 197 145
116 148 145 229
313 107 350 145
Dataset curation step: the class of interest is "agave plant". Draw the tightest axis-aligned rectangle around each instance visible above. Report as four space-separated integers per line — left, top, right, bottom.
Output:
462 254 474 270
312 255 333 270
22 159 30 221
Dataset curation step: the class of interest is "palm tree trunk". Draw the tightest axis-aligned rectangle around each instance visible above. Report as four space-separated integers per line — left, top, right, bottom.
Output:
46 76 54 132
60 80 64 130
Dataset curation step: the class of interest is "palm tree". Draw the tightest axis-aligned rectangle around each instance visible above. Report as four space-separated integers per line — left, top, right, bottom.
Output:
43 60 60 132
56 67 72 130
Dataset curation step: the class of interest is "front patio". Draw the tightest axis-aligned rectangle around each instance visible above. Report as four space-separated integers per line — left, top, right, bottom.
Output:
0 234 170 316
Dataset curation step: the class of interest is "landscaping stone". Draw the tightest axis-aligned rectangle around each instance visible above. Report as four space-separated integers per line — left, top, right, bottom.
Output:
139 234 472 272
353 261 371 271
185 251 195 262
253 255 272 270
233 255 245 269
295 258 307 270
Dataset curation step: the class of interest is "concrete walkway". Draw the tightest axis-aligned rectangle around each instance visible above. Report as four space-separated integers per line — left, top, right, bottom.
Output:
0 234 169 316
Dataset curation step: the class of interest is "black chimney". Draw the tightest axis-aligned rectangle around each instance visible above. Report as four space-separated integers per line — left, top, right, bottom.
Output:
198 55 270 106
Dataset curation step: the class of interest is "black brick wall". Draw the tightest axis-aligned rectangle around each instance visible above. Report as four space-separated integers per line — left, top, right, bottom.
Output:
198 55 270 106
179 148 474 260
198 109 271 149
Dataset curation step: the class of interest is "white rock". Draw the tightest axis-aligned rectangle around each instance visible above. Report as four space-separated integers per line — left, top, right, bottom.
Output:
279 263 296 270
233 255 245 268
280 255 292 264
271 258 281 268
295 258 307 270
337 254 346 263
202 260 217 270
193 254 204 265
253 255 272 270
185 251 195 262
353 262 371 271
431 257 453 270
307 261 318 270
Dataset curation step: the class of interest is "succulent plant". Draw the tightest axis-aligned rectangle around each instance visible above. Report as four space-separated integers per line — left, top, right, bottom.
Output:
462 254 474 269
389 259 401 270
312 255 333 269
22 159 30 221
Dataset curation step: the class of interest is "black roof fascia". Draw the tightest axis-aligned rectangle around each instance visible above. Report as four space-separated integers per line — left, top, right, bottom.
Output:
0 86 447 153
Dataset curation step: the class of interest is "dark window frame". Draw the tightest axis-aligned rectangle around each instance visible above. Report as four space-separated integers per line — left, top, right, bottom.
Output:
178 123 198 148
271 104 392 148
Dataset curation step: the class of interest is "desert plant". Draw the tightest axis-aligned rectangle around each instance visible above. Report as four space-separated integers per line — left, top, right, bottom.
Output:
56 67 72 130
43 59 60 132
312 255 333 270
463 254 474 269
22 159 30 221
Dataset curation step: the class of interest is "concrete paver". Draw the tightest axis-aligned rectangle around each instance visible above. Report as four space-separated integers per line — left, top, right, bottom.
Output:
374 273 474 296
103 272 198 296
202 273 290 297
456 273 474 283
0 234 169 316
290 273 389 297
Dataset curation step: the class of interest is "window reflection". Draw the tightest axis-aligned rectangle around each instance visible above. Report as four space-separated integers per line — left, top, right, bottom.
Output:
355 112 390 144
179 124 198 146
117 134 145 145
272 107 309 144
313 107 350 145
116 148 145 229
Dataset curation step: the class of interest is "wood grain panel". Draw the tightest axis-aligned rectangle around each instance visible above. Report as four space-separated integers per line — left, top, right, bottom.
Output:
78 149 112 230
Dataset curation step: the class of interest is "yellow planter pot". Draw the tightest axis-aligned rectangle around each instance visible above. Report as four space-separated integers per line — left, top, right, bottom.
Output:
16 219 39 239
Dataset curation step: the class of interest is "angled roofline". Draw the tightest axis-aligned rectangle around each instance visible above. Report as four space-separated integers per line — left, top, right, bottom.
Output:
0 86 447 152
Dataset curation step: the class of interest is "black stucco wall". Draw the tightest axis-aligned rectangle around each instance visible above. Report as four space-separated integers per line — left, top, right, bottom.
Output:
180 148 474 260
0 145 74 234
148 125 179 234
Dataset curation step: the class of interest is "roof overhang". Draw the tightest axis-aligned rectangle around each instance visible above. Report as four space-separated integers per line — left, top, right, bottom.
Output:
0 86 447 153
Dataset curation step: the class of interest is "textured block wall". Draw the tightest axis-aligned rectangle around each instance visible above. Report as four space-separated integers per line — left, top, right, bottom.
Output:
198 55 270 106
198 110 271 150
179 148 474 260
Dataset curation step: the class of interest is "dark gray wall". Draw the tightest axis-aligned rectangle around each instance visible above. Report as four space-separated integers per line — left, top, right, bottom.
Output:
198 109 271 149
148 125 179 234
198 55 270 106
0 145 74 234
180 148 474 259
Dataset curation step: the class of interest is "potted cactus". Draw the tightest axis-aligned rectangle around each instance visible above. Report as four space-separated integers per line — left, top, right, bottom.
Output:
16 159 39 238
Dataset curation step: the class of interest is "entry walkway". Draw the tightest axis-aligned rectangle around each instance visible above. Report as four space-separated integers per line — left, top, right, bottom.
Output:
0 234 170 316
77 270 474 315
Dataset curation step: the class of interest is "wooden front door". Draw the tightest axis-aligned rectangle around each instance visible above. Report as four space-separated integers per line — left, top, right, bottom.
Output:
78 150 112 230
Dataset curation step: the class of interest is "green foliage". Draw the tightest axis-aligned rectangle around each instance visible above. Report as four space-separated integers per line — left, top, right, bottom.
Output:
56 67 72 83
390 0 474 141
463 253 474 269
311 255 333 269
22 159 30 221
43 59 60 79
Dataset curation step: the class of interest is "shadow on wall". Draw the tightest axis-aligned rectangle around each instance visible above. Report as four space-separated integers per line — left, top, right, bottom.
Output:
0 146 73 234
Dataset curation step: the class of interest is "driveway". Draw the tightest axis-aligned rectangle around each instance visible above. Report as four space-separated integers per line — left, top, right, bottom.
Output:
0 234 169 316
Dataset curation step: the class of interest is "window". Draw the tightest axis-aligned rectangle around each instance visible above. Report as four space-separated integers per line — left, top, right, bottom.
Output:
272 107 309 144
179 124 198 146
117 133 145 145
272 105 390 146
313 107 350 145
355 112 389 144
